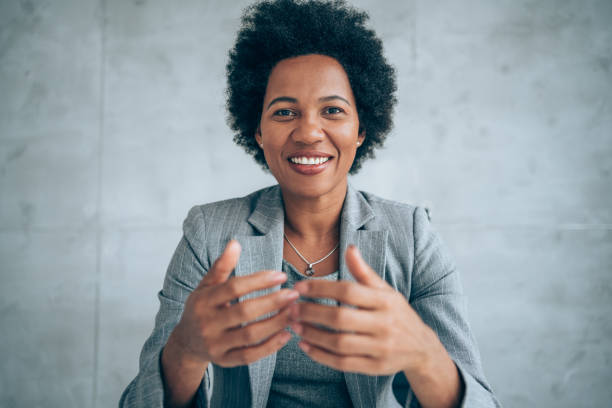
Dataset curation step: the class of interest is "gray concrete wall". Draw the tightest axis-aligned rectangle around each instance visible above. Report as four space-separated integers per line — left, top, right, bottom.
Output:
1 0 610 406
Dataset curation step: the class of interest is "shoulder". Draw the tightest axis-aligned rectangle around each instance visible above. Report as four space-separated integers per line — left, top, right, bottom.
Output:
357 189 458 298
357 189 432 231
182 185 279 239
356 187 443 262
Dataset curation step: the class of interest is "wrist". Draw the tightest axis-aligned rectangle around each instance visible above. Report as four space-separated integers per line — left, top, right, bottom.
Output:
403 326 444 381
402 328 463 408
161 332 210 408
164 330 210 370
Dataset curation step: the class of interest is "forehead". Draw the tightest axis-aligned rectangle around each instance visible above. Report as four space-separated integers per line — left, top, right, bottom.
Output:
264 54 355 102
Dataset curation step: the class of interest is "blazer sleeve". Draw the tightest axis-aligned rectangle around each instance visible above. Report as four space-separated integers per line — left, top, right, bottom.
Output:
119 206 213 408
403 207 501 408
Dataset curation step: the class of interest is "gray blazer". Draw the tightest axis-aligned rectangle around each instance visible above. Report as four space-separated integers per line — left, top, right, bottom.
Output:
119 183 501 407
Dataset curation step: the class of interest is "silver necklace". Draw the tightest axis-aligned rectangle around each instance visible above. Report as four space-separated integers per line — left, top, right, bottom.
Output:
283 233 339 276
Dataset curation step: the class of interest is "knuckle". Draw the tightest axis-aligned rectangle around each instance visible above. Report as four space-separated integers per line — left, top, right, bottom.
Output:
208 345 222 360
334 334 347 350
211 259 227 274
241 327 258 344
337 358 350 371
199 324 212 339
235 304 250 321
237 351 250 365
189 295 206 312
371 360 382 373
334 308 348 325
211 257 222 270
380 296 392 309
341 283 355 299
380 316 394 332
272 311 288 329
226 281 241 299
275 291 290 306
379 324 391 337
379 341 392 358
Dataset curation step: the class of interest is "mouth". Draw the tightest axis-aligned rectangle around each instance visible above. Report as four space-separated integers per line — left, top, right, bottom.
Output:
286 152 334 175
288 156 331 165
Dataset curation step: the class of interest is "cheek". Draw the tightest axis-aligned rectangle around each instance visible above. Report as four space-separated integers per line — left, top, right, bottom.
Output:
262 142 286 170
334 125 360 153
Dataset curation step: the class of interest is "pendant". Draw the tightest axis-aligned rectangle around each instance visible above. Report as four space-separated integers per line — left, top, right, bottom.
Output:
305 264 315 276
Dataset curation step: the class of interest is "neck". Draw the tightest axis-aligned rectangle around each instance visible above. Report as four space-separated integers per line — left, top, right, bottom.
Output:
281 180 347 241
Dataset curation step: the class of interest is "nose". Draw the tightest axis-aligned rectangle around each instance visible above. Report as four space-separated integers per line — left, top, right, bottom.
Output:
291 113 325 144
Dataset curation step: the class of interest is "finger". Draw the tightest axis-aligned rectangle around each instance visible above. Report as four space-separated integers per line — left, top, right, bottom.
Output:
293 322 378 357
293 302 381 334
222 306 293 350
345 245 388 289
294 280 385 310
208 269 287 306
222 329 292 367
218 289 298 328
199 240 242 287
298 341 381 374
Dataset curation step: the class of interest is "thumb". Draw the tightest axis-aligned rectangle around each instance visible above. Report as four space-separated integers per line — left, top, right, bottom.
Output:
345 245 387 289
198 239 241 287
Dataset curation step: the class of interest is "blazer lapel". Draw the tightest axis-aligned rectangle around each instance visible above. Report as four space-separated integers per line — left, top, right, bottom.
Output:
338 183 388 287
340 183 389 408
233 186 285 408
230 183 389 408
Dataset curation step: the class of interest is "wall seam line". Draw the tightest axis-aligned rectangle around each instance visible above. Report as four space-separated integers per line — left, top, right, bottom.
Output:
93 0 107 406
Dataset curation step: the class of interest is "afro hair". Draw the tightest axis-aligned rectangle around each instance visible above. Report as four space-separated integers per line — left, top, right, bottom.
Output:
226 0 397 174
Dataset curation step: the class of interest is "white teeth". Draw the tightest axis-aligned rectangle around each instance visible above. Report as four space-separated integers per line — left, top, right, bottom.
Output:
290 156 330 165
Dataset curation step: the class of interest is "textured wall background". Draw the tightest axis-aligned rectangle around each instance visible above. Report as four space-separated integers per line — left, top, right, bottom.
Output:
1 0 611 407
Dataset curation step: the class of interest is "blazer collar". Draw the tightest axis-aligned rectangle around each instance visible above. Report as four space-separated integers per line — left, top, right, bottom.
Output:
236 182 388 408
337 183 389 408
245 182 375 235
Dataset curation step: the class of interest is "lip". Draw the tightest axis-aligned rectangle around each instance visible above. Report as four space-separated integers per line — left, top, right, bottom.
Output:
286 151 333 176
286 150 334 159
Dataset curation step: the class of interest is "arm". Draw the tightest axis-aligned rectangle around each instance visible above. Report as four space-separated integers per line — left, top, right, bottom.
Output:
119 206 212 408
120 206 296 408
403 206 501 408
279 205 501 407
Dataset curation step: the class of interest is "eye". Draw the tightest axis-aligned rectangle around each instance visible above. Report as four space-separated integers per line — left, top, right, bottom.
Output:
324 106 344 115
273 109 295 117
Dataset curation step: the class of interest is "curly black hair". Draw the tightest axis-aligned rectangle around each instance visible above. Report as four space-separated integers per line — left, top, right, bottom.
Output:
226 0 397 174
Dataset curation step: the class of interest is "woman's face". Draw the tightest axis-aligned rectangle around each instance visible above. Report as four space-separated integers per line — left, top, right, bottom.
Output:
256 54 365 200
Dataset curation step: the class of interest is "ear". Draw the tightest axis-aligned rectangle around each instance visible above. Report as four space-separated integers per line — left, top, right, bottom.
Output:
255 127 263 147
357 128 366 147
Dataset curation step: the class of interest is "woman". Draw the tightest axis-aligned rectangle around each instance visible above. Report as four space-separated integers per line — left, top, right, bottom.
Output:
120 1 500 407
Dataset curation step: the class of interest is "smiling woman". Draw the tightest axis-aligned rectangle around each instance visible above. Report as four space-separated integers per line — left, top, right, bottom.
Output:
257 55 363 203
119 1 501 407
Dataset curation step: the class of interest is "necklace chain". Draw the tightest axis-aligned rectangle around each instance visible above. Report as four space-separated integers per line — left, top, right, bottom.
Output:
283 233 339 276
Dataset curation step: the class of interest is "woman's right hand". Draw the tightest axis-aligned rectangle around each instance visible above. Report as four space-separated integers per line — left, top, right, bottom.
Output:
168 239 298 367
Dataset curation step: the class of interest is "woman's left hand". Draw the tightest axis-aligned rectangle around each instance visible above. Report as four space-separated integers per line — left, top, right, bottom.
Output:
290 245 445 377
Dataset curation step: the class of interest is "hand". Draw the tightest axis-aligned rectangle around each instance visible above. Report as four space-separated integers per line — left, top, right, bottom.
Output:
169 240 299 367
290 245 441 376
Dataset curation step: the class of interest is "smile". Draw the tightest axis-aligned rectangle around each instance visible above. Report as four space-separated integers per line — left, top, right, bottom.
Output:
289 156 331 165
286 150 334 175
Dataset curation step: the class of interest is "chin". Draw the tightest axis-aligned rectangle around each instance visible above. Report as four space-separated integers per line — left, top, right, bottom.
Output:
280 177 346 200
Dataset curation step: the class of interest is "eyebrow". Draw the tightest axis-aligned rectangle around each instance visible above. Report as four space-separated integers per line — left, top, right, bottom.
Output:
319 95 351 106
266 95 351 110
266 97 297 110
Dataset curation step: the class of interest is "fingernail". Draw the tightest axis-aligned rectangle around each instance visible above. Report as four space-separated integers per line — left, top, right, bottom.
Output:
269 271 286 282
279 331 291 344
228 239 241 251
294 281 307 294
282 290 299 301
291 323 302 335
